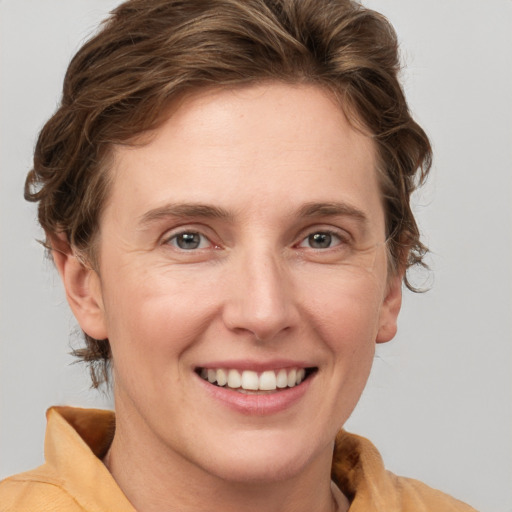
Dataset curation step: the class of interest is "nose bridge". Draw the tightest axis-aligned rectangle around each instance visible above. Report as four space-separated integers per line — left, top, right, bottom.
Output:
222 243 296 341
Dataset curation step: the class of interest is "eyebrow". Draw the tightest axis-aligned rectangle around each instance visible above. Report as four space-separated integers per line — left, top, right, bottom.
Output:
138 200 368 227
296 202 369 224
138 203 232 227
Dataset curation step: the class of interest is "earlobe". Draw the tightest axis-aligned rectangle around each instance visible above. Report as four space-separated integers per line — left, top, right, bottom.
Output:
376 273 403 344
50 233 108 340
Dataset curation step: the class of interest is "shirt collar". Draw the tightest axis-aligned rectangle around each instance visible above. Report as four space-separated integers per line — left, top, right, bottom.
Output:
45 406 395 511
45 406 136 511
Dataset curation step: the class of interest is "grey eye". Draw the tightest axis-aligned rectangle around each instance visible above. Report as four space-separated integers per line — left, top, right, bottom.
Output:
307 232 333 249
173 232 203 250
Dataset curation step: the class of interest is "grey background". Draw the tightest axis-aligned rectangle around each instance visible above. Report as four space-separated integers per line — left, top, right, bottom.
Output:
1 1 511 511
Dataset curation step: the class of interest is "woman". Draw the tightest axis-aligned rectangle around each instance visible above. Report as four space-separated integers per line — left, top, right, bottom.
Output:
0 0 479 510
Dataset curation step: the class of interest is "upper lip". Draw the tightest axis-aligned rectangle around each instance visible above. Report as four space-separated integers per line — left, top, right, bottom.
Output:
195 359 316 372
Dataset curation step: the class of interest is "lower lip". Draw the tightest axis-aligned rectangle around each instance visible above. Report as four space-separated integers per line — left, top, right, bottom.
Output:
196 373 314 415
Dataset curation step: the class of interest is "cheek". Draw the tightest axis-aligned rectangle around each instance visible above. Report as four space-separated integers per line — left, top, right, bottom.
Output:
303 269 385 347
100 267 217 370
300 276 383 431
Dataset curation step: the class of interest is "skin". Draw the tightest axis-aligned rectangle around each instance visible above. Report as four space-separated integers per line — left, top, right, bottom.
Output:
53 83 403 512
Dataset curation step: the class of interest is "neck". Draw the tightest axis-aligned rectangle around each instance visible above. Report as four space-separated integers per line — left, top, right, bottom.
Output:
103 411 349 512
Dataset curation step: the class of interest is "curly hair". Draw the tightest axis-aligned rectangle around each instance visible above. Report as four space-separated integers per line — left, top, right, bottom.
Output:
25 0 432 387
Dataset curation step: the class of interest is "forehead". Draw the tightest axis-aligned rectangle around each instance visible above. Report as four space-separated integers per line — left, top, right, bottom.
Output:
105 82 382 231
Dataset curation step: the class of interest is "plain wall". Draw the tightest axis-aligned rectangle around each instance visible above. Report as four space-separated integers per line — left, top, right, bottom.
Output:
1 1 511 511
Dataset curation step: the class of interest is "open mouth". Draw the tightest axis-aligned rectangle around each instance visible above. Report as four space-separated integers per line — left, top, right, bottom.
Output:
196 367 317 394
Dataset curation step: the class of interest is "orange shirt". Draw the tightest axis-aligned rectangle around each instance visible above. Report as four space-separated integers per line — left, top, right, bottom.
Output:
0 407 477 511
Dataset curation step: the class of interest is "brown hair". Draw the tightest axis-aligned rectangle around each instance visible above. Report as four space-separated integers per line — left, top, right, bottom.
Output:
25 0 432 387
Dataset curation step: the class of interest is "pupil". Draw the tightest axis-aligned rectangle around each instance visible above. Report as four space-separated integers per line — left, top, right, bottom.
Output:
309 233 331 249
177 233 200 249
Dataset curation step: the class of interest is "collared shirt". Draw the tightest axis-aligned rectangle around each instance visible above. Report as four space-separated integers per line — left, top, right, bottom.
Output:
0 407 477 511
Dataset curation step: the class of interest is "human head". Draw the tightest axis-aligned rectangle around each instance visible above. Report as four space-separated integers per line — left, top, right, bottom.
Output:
25 0 432 387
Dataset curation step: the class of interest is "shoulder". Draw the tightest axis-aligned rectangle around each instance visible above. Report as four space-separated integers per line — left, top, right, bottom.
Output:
388 472 479 512
332 431 478 512
0 468 83 512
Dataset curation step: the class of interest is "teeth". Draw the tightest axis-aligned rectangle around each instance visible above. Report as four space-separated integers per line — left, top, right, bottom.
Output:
216 368 227 386
276 369 288 388
227 369 242 388
199 367 310 391
241 370 259 390
259 370 277 391
287 368 297 387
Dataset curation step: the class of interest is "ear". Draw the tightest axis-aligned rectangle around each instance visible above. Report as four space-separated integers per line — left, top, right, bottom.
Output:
376 272 403 344
50 233 108 340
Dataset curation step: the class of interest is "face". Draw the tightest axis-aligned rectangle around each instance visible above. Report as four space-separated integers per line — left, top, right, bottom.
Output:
69 83 402 484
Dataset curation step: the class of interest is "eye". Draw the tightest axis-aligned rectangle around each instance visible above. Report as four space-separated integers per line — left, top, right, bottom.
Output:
166 231 211 250
298 231 343 249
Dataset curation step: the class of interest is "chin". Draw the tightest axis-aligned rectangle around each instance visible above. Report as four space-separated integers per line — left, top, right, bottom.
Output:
207 456 307 484
196 431 327 484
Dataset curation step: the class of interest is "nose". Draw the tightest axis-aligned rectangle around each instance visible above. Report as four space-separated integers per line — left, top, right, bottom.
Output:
221 247 298 342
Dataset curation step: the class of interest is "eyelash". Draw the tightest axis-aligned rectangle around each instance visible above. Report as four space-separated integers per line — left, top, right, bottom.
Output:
163 228 349 252
164 230 214 251
295 230 347 250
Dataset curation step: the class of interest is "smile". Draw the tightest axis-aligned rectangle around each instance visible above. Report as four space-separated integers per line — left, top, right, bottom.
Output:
197 367 316 393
